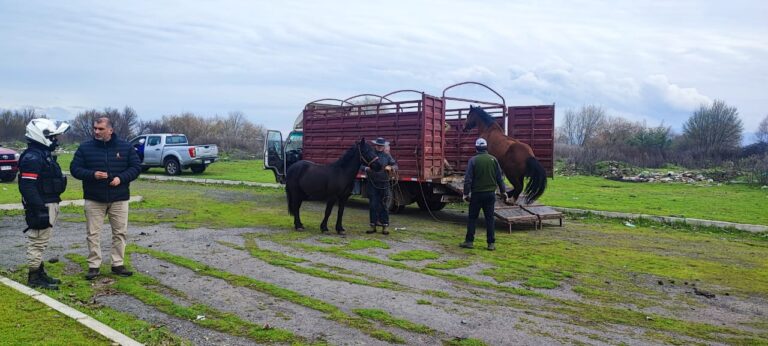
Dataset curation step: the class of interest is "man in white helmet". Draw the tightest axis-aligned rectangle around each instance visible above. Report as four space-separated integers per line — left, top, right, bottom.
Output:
18 118 70 290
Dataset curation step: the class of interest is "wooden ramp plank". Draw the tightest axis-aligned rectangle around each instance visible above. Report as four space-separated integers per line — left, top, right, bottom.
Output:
522 205 564 227
493 195 564 231
494 205 539 232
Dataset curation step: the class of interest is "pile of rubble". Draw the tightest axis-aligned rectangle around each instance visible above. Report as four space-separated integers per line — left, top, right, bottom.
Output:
618 171 714 183
605 169 715 184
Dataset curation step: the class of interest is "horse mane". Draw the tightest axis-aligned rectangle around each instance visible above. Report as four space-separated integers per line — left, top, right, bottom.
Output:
470 106 497 128
330 143 359 168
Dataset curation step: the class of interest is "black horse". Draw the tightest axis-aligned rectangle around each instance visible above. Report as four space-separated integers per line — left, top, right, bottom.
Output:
286 138 380 234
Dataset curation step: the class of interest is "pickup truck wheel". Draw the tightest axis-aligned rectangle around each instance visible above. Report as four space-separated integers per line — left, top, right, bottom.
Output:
190 165 206 174
164 158 181 175
0 174 16 182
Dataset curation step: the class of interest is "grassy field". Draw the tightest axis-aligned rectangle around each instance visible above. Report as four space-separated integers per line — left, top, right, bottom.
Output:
0 282 114 345
54 153 277 182
4 156 767 225
538 175 768 225
2 179 767 344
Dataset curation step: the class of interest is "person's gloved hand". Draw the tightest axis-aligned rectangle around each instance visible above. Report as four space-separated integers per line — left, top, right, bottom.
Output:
24 205 51 230
462 194 470 202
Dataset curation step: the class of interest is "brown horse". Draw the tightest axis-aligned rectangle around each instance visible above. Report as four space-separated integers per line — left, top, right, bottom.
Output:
463 106 547 205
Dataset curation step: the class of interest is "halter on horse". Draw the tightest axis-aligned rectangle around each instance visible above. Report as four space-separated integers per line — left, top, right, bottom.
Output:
285 138 378 234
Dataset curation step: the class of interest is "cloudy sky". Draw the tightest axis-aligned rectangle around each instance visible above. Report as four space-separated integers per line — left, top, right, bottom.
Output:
1 0 766 141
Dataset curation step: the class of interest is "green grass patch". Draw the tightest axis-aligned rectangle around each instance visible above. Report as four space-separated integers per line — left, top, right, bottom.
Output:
540 175 768 225
65 253 300 344
220 235 407 291
416 299 432 305
523 277 559 289
353 308 435 335
387 249 441 261
0 281 113 345
129 244 403 343
444 337 489 346
425 259 472 270
1 261 186 345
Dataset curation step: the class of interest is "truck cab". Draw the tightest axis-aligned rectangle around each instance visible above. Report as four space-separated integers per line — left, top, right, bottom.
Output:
264 129 303 184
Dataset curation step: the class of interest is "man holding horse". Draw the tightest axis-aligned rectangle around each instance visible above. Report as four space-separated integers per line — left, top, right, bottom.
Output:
460 138 509 251
364 137 398 235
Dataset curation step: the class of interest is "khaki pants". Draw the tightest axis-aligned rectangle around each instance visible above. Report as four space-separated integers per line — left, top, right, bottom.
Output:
84 200 129 269
27 203 60 269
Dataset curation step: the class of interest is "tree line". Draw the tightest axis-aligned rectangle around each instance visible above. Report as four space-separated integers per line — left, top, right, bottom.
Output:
0 107 266 159
557 100 768 184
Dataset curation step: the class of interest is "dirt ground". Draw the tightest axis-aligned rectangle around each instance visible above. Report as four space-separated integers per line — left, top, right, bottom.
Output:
1 212 766 345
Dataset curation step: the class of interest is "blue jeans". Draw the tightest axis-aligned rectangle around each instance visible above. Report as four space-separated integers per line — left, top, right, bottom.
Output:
368 184 390 226
465 191 496 244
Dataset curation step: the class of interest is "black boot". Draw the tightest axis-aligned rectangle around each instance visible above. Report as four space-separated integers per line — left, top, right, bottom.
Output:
39 263 61 284
28 268 59 290
365 224 377 234
381 225 389 235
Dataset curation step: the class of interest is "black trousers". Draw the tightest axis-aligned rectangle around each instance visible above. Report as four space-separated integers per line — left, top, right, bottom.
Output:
464 191 496 244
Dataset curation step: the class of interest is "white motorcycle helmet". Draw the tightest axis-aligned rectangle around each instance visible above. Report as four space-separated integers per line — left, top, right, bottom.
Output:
25 118 71 149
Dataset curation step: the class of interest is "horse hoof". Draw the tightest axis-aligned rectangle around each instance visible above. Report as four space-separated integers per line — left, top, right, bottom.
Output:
295 227 304 231
321 229 329 234
337 231 347 238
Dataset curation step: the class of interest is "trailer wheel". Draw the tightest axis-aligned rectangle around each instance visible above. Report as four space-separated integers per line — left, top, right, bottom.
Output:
417 199 446 211
164 158 181 175
386 186 407 213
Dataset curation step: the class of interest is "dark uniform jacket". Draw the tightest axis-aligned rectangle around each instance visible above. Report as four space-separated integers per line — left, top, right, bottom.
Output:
18 142 66 207
70 136 141 203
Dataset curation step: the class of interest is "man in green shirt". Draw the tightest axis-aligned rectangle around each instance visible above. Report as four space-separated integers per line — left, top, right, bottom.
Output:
460 138 508 251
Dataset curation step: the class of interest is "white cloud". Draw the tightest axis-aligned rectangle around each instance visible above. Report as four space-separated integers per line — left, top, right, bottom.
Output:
0 0 765 134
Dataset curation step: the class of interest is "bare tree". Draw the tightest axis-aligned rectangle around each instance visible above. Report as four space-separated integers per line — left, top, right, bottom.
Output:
682 100 743 159
756 114 768 144
558 105 607 146
69 107 140 142
0 108 39 142
69 109 103 142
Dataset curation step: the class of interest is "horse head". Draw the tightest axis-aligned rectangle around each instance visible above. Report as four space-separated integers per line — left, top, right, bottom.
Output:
463 105 485 132
358 138 381 171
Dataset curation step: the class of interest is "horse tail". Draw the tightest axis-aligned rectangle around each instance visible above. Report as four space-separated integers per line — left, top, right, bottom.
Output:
286 182 294 216
285 161 310 216
523 156 547 204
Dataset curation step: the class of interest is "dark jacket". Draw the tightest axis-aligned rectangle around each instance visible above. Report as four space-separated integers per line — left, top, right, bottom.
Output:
70 136 141 203
18 142 66 206
365 151 398 184
463 151 506 195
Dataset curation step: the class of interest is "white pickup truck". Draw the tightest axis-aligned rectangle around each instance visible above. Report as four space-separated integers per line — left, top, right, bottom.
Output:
130 133 218 175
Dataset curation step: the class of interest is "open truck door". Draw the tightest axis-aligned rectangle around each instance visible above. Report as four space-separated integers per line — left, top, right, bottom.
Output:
264 130 286 183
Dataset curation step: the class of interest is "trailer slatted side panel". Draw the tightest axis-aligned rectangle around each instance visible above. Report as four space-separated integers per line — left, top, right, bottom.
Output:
444 106 505 173
302 94 445 181
507 105 555 178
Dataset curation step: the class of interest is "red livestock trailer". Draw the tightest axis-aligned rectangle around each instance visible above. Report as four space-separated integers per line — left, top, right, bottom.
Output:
264 82 555 215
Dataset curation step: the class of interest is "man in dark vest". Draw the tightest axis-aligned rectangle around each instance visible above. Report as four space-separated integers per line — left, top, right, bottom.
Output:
18 118 70 290
460 138 509 251
363 137 398 235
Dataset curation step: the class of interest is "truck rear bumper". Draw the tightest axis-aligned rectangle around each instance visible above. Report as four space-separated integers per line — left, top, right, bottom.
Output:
186 157 217 166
